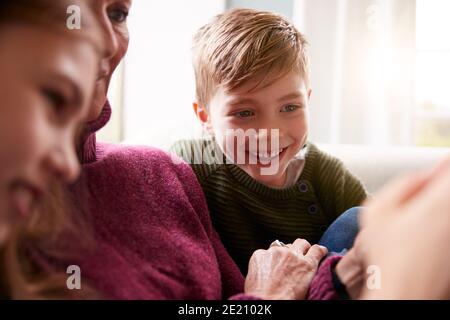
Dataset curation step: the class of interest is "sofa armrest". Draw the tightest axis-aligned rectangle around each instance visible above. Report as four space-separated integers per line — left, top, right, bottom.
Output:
317 144 450 194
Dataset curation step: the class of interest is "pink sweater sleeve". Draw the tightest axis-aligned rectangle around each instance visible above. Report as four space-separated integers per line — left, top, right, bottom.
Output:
171 155 257 299
307 255 343 300
209 228 263 300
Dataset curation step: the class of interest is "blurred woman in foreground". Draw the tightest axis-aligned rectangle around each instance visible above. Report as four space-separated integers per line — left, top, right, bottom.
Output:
0 0 103 299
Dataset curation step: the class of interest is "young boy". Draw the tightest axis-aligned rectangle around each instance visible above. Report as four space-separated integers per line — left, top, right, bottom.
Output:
171 8 367 273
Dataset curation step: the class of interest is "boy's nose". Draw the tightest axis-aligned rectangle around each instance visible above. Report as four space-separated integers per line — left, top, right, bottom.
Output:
255 128 284 149
256 127 283 135
256 117 285 135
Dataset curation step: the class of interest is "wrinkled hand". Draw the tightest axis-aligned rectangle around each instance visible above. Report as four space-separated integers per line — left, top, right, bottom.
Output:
244 239 328 300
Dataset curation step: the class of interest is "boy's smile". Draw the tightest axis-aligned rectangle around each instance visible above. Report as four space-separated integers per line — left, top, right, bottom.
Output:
199 71 311 188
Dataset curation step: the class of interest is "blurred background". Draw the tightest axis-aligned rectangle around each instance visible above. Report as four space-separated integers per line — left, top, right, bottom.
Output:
100 0 450 150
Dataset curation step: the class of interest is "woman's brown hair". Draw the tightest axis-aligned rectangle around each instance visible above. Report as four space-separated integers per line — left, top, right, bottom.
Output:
0 0 103 300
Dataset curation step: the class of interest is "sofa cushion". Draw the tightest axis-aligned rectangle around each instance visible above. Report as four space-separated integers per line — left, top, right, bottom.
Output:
318 144 450 194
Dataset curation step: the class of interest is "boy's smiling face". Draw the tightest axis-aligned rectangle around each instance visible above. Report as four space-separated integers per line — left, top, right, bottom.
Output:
196 71 311 188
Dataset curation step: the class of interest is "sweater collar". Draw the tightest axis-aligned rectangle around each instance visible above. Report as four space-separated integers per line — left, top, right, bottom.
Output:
79 101 112 164
226 143 317 200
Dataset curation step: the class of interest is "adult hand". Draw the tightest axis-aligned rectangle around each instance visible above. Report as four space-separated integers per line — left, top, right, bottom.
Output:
334 244 365 299
357 156 450 299
244 239 328 300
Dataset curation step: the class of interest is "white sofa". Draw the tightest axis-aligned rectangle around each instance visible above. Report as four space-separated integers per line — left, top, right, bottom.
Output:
318 144 450 194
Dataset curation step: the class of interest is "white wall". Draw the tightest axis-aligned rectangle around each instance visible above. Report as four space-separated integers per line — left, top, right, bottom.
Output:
123 0 225 149
227 0 294 19
105 0 449 149
294 0 416 146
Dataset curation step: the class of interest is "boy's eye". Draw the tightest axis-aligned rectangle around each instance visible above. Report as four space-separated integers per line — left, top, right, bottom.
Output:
234 110 255 118
281 105 301 113
108 7 129 23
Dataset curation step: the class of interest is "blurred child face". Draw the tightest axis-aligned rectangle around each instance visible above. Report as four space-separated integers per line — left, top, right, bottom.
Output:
205 71 311 187
0 25 98 244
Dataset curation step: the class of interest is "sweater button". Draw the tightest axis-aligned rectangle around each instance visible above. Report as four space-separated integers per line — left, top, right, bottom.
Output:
298 181 308 193
308 204 318 214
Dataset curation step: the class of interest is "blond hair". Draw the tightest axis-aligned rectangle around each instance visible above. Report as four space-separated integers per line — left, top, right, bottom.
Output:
193 8 310 108
0 0 102 300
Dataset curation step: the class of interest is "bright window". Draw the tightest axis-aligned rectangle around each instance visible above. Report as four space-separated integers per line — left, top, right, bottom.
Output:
415 0 450 147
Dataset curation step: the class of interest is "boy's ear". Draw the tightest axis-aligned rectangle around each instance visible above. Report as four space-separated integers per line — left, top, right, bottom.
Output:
193 102 209 124
307 89 312 100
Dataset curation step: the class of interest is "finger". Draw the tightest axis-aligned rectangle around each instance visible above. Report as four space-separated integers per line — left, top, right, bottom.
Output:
250 249 266 259
404 161 450 217
291 238 311 255
429 155 450 177
362 156 450 228
305 244 328 263
374 171 429 207
360 171 430 228
269 240 286 248
369 155 450 213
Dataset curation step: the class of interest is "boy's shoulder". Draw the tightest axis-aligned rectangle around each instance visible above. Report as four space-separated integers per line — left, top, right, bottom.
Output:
305 142 345 169
303 142 355 185
169 136 228 182
170 136 222 164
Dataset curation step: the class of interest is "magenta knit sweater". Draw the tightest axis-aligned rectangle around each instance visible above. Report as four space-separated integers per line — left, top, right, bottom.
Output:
60 103 251 299
41 103 338 300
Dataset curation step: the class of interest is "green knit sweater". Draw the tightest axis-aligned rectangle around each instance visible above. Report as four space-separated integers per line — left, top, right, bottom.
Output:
170 137 368 273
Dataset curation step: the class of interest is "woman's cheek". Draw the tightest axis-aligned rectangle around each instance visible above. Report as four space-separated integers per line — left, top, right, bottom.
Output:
0 222 9 247
22 109 53 173
88 80 109 121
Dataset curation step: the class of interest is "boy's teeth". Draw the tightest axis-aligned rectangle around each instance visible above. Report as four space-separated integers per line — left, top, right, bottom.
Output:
249 148 283 159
